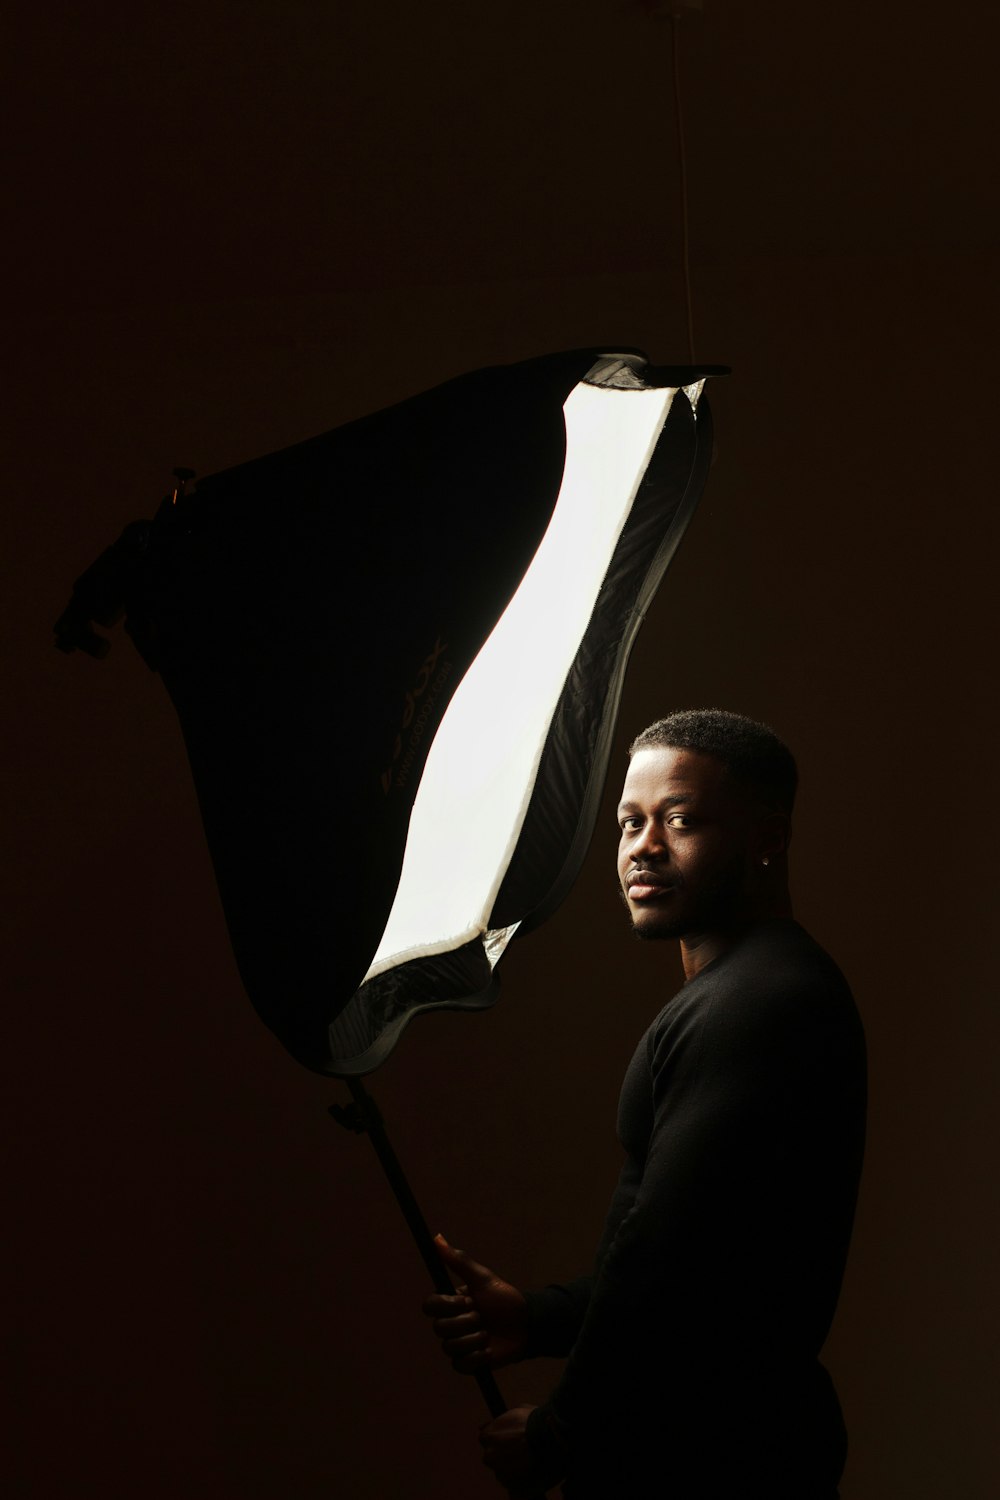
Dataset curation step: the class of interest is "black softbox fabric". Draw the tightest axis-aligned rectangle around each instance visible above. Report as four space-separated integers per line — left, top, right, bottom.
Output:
57 349 723 1074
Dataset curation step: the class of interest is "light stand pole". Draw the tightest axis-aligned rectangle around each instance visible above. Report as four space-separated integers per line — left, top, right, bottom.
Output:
329 1076 507 1420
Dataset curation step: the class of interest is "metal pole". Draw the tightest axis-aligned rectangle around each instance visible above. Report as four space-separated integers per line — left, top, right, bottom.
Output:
331 1075 507 1419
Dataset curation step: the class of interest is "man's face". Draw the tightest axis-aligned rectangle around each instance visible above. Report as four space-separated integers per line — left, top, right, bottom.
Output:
616 745 760 941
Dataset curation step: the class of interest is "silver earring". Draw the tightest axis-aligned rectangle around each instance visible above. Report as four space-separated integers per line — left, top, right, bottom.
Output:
762 856 770 868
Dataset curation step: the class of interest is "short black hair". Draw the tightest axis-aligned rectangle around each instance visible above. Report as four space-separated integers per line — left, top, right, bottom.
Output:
629 709 798 816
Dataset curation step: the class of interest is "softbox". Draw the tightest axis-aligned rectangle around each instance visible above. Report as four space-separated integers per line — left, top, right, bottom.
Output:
56 349 724 1074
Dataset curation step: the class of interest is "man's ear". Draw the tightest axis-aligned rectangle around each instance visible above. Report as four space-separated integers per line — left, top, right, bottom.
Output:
757 811 792 862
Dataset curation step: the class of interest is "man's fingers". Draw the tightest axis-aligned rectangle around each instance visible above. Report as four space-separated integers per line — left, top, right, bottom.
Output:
432 1311 483 1340
433 1234 497 1288
421 1292 473 1318
441 1325 488 1354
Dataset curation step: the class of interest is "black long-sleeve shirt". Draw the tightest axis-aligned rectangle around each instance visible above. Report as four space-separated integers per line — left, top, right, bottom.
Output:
522 919 867 1498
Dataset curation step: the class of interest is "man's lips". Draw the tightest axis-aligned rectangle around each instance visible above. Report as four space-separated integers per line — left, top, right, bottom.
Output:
626 871 676 901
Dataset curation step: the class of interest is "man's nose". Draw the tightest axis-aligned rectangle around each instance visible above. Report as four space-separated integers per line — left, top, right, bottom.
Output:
630 822 667 862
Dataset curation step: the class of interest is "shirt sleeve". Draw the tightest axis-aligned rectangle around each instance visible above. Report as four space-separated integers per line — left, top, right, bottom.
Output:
520 1123 649 1360
521 1276 593 1357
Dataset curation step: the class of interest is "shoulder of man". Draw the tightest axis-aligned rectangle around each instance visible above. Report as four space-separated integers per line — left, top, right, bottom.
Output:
649 919 863 1073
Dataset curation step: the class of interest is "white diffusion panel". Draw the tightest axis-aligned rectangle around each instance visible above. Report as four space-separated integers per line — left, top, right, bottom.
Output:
363 380 677 980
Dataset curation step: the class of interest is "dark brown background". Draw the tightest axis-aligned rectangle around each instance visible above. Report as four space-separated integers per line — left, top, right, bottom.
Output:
4 2 998 1496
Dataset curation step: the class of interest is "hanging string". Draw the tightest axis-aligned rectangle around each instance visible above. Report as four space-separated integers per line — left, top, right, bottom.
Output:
669 9 696 363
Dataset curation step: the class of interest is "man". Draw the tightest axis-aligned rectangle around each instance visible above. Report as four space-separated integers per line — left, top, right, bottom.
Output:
423 709 867 1499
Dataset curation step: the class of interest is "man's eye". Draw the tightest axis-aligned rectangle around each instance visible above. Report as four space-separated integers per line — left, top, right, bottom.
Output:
667 814 690 827
620 816 643 832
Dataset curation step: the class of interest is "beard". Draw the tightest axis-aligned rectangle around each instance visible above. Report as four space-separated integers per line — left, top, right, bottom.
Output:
620 855 747 941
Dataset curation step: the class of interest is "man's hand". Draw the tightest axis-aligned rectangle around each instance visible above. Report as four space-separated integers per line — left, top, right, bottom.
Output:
421 1235 529 1372
479 1405 547 1496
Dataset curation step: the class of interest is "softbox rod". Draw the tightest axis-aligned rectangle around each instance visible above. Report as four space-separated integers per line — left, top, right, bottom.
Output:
332 1075 507 1421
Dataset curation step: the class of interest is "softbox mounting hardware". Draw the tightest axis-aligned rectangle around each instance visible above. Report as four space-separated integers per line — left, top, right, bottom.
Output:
327 1101 366 1134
